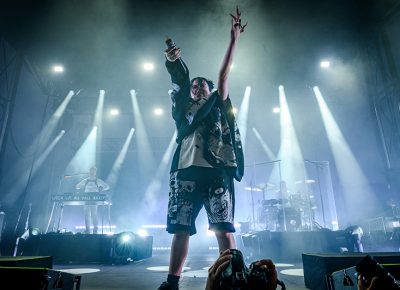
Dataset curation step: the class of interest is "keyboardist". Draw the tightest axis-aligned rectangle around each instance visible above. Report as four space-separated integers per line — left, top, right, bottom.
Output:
75 166 110 234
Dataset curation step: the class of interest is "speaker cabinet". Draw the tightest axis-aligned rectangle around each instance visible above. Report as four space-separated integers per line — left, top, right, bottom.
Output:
0 256 52 268
0 267 81 289
21 233 113 264
20 233 153 264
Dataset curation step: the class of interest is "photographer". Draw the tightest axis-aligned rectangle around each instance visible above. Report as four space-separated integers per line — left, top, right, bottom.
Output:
357 275 380 290
205 249 279 290
356 255 400 290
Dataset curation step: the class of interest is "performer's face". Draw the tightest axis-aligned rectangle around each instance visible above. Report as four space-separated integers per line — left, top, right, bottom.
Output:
89 168 97 178
190 78 210 100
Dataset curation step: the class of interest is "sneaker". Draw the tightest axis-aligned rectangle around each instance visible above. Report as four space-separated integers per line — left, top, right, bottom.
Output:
157 281 178 290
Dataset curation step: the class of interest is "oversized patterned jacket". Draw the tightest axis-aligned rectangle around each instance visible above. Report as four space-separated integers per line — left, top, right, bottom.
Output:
165 58 244 182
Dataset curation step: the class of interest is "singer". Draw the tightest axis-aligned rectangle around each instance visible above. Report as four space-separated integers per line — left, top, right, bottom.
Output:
158 7 246 290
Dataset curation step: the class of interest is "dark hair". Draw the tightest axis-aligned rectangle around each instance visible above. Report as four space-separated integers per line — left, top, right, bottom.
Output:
190 77 214 91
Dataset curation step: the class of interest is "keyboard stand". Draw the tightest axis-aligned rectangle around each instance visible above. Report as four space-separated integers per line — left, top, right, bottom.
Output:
46 199 111 234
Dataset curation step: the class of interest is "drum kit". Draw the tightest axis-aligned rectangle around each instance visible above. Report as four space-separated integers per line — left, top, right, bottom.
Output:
247 179 317 232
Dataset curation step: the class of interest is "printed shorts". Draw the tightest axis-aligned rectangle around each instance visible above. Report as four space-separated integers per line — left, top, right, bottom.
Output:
166 168 235 235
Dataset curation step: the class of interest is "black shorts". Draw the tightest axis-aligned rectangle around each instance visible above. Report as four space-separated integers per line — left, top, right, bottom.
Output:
167 167 235 236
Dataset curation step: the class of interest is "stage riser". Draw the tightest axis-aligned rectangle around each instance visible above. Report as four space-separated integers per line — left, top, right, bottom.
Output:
19 234 153 264
241 231 345 262
240 230 400 262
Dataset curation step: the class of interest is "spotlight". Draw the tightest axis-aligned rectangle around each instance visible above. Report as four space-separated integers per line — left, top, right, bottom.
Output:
20 227 41 240
153 108 164 116
143 63 154 71
137 229 149 237
52 65 64 73
320 60 330 68
112 232 136 264
232 107 238 114
13 227 41 256
141 224 167 229
206 229 214 237
110 108 120 116
121 233 131 243
272 107 281 113
30 228 40 236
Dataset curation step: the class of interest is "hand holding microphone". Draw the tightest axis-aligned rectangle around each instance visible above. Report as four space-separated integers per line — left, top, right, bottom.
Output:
165 37 181 62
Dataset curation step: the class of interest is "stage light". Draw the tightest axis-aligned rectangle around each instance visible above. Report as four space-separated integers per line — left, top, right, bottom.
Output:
143 63 154 71
116 232 135 244
110 108 120 116
121 233 131 243
273 107 281 113
206 229 214 237
52 65 64 73
30 228 40 236
153 108 164 116
252 127 276 160
13 227 42 256
320 60 330 68
141 224 167 229
20 227 41 240
232 107 238 114
137 229 149 237
112 232 136 264
236 86 251 151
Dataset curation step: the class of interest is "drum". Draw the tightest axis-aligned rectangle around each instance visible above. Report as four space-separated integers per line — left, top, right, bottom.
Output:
289 194 308 211
277 207 301 231
257 203 279 231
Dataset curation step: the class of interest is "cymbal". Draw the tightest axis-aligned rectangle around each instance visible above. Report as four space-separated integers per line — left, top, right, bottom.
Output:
295 179 315 184
258 183 275 190
244 186 263 192
262 199 279 206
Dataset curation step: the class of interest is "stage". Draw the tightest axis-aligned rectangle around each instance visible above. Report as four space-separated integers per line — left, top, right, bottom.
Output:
54 253 308 290
3 230 400 289
0 252 307 290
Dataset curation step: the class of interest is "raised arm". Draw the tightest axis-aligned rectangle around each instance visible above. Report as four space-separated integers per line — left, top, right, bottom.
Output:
164 38 191 124
164 39 189 89
218 7 247 101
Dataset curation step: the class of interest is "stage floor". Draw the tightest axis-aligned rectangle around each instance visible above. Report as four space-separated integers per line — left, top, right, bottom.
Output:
53 252 309 290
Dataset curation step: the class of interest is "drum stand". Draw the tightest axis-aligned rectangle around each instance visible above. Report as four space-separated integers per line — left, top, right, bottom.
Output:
277 161 287 231
249 160 286 231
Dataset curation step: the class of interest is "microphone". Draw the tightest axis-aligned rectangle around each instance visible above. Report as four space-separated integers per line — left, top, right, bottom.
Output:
165 37 176 51
165 37 186 72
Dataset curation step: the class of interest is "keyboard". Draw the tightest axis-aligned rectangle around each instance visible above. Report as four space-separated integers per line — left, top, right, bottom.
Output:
51 193 108 205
